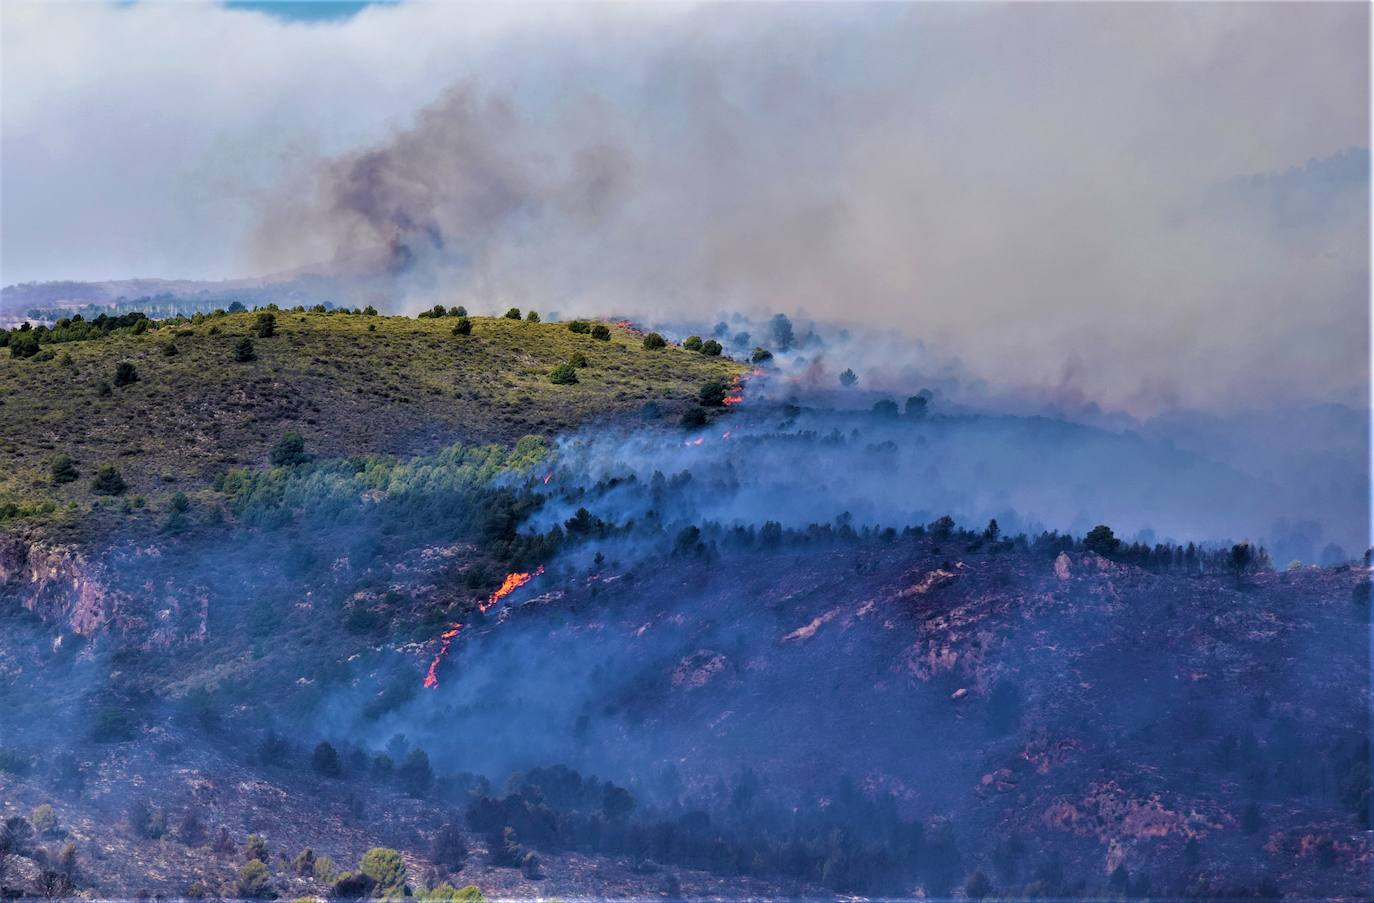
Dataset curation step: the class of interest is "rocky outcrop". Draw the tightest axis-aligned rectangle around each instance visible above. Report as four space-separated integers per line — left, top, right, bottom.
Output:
0 533 117 635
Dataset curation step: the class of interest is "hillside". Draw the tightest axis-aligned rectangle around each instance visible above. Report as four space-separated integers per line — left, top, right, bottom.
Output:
0 310 743 538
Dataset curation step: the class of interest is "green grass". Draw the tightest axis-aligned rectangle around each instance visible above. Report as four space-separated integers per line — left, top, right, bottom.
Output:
0 312 744 530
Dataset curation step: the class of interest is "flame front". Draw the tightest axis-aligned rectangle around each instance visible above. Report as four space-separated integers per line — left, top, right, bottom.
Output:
424 565 545 688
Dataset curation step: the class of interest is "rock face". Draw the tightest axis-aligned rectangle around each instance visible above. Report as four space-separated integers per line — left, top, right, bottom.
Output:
1054 551 1072 580
0 533 116 635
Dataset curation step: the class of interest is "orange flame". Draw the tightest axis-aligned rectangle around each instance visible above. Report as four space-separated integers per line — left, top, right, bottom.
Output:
542 471 553 485
424 566 545 688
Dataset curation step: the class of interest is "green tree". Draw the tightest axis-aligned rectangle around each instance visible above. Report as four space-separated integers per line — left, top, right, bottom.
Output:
360 847 407 896
237 860 271 898
770 313 795 351
700 339 722 356
525 310 540 323
751 347 773 363
698 379 729 407
91 466 127 496
568 351 588 368
9 333 40 359
683 335 703 351
590 323 611 341
452 317 472 336
1083 524 1120 556
113 361 138 387
162 343 179 357
398 749 434 796
838 368 857 387
244 833 268 862
548 363 579 385
906 391 932 417
566 320 590 334
430 823 468 870
254 312 277 338
50 455 79 485
642 332 667 350
872 399 898 417
234 337 256 362
362 305 378 316
312 742 342 778
449 305 467 317
681 408 708 428
270 432 308 467
504 308 522 320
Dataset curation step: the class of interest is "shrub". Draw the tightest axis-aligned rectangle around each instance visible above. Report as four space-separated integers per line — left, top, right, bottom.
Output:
683 335 703 351
312 741 342 777
91 466 127 496
96 381 112 397
313 854 337 883
568 351 588 368
521 851 542 880
681 408 708 428
270 432 308 467
700 339 722 356
770 313 795 350
548 363 579 385
30 805 58 837
452 317 472 336
449 305 467 317
1083 524 1120 556
399 749 434 796
332 871 376 899
234 337 256 362
566 320 590 334
698 379 729 407
50 455 79 486
504 308 522 320
590 323 611 341
431 823 468 870
363 305 378 316
178 809 206 847
291 847 316 877
751 347 773 363
9 333 40 359
254 312 277 337
113 361 138 387
244 834 268 862
361 847 407 895
0 747 30 775
525 311 540 323
906 394 929 417
872 399 899 417
237 860 271 898
128 798 165 839
59 352 74 367
162 343 179 357
838 368 857 387
642 332 667 350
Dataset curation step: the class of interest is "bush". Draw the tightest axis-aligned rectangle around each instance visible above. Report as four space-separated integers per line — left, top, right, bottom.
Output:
50 455 79 486
244 833 268 862
452 317 472 336
291 847 316 877
642 332 667 350
525 311 540 323
700 339 722 356
113 361 138 387
91 466 127 496
234 337 256 362
838 368 857 387
178 809 206 847
362 305 378 316
548 363 579 385
905 394 929 417
254 312 277 338
9 333 40 359
1083 524 1120 556
698 379 729 407
590 323 611 341
30 805 58 836
128 798 165 839
312 741 342 778
361 847 407 895
872 399 899 417
449 305 467 317
237 860 272 898
568 351 588 368
567 320 590 334
162 343 179 357
681 408 708 428
270 432 308 467
751 347 773 363
683 335 703 351
504 308 522 320
431 823 468 870
96 380 112 397
399 749 434 796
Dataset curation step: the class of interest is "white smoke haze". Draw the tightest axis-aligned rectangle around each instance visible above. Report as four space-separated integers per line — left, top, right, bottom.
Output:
3 1 1368 417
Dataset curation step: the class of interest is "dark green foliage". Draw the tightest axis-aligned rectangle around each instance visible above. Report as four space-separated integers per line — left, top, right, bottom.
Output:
244 833 268 862
548 363 579 385
362 305 378 316
113 361 138 387
700 339 722 356
450 305 467 317
751 347 773 363
236 860 271 898
681 407 708 428
50 455 79 485
566 320 590 334
683 335 703 351
770 313 795 350
431 823 468 870
361 847 407 893
161 343 179 356
269 431 308 467
291 847 316 877
312 741 342 778
872 399 898 417
399 749 435 796
1083 524 1120 556
9 333 40 358
90 466 127 496
452 317 472 336
526 310 540 323
906 394 929 417
504 308 522 320
233 337 256 362
96 380 112 397
590 323 611 340
642 332 667 350
253 312 276 337
698 379 729 407
568 351 588 368
838 368 857 387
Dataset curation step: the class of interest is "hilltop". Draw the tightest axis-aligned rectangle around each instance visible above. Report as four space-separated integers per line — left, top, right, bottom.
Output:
0 309 744 538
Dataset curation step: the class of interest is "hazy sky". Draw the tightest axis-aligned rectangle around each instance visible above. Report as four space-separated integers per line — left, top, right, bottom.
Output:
2 1 1368 414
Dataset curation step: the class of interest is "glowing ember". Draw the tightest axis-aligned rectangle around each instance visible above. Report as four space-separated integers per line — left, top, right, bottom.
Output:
543 471 553 485
424 565 545 688
722 430 731 439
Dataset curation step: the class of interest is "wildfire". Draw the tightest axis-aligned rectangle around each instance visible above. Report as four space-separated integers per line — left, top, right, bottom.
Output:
423 565 545 688
542 471 553 485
